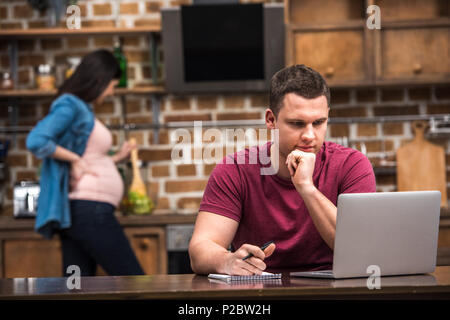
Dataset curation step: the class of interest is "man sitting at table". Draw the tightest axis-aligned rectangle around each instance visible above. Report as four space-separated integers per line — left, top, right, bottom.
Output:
188 64 376 275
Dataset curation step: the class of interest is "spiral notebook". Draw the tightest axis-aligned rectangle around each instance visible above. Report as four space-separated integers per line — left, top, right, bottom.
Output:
208 272 282 283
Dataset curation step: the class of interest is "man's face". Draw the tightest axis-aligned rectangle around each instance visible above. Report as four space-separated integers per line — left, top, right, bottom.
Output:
267 93 329 159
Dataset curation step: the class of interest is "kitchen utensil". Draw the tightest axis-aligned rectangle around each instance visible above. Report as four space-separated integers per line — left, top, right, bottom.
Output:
396 121 447 208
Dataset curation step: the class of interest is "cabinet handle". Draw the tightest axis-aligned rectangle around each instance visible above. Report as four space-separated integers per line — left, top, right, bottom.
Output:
412 63 422 74
325 67 334 78
139 238 151 250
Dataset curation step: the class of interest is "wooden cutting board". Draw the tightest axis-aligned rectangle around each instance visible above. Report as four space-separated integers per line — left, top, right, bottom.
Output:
396 121 447 208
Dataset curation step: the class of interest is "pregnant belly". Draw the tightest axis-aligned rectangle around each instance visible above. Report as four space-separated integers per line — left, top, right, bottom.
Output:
69 159 124 206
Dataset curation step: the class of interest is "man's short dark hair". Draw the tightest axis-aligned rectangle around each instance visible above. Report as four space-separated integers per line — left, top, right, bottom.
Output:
269 64 330 117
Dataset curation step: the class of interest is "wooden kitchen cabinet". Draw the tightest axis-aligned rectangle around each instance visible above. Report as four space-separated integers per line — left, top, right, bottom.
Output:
0 214 195 278
285 0 450 87
293 29 366 83
376 26 449 83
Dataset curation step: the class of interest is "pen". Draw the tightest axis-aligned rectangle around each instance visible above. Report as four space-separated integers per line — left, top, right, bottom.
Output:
242 241 274 261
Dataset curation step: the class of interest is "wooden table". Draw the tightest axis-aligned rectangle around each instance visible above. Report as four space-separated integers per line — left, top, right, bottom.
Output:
1 266 449 300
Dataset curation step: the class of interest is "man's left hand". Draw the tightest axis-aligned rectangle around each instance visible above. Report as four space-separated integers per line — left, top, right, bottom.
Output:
286 150 316 195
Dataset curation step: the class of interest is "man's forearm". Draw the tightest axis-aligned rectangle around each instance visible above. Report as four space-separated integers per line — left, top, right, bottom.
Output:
189 239 230 275
296 185 337 249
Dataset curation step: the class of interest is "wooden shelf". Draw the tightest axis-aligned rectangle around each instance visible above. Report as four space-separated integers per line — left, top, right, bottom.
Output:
0 26 161 39
0 86 165 98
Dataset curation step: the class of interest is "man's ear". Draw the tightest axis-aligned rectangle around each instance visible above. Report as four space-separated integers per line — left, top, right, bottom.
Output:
265 108 277 130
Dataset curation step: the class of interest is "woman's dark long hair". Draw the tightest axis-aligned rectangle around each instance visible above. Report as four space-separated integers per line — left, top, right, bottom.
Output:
57 49 121 103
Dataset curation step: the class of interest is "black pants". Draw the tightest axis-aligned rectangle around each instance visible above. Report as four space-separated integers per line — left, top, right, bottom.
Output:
59 200 145 276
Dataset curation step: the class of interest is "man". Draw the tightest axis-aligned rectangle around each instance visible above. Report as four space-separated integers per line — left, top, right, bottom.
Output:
189 65 376 275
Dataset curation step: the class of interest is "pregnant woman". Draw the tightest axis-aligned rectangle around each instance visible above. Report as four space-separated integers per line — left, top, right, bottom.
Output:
26 49 144 276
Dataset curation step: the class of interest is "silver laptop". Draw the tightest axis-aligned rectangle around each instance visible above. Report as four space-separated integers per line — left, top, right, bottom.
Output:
291 191 441 279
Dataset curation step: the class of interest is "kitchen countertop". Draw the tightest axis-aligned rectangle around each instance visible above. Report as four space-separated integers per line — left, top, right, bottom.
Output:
0 266 449 300
0 213 197 231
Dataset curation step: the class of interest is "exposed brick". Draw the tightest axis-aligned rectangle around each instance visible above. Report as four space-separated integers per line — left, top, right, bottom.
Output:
364 140 394 153
139 149 173 161
329 124 349 137
16 170 37 181
13 4 34 19
330 89 350 104
93 101 115 115
408 87 431 101
40 39 62 50
134 19 160 27
376 174 396 186
0 22 22 29
120 2 139 14
0 6 7 19
125 50 149 63
427 103 450 115
373 105 419 116
435 85 450 100
146 2 163 13
151 165 170 177
329 107 366 118
155 197 170 210
6 154 27 167
224 95 245 109
18 40 35 51
19 54 45 67
125 99 141 113
28 21 46 29
197 95 218 110
164 114 211 122
204 164 216 175
357 123 377 136
382 123 404 135
381 88 404 102
177 197 202 210
170 97 191 111
250 93 268 108
18 69 30 85
93 3 112 16
356 88 377 102
177 164 196 176
149 130 169 145
216 112 262 121
66 38 89 49
125 115 153 124
83 20 115 28
165 179 207 193
93 36 114 47
123 36 141 47
127 132 144 145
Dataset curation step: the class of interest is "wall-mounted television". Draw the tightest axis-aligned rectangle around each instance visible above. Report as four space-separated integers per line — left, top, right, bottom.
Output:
161 3 284 93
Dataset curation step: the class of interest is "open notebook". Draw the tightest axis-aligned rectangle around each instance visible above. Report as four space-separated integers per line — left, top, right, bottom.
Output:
208 272 282 283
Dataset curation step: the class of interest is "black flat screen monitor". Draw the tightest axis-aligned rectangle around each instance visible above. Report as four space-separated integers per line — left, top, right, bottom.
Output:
162 3 284 93
182 4 264 82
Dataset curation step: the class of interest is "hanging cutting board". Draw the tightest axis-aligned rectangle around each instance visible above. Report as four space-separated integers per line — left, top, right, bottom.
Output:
396 121 447 208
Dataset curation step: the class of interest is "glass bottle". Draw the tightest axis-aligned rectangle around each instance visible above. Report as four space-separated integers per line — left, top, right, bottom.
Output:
113 38 127 88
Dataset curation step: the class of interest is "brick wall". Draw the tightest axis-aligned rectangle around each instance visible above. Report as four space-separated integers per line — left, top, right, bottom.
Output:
0 0 449 216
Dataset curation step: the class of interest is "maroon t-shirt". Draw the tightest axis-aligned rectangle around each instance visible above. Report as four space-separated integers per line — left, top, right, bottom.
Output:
199 141 376 273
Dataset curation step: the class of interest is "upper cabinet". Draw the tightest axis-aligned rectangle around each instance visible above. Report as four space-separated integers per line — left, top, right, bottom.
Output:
285 0 450 87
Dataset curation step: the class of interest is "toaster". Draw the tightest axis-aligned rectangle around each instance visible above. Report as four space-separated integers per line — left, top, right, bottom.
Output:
13 181 40 218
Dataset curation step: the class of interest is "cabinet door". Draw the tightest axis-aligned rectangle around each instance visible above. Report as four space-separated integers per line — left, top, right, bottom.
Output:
379 27 450 81
292 29 366 84
2 235 62 278
124 227 167 274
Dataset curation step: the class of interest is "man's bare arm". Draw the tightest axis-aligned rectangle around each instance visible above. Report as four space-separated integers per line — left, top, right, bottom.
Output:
188 211 275 275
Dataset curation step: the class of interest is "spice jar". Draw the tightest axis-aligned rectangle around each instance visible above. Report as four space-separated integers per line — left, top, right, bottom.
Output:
36 64 55 90
0 72 13 90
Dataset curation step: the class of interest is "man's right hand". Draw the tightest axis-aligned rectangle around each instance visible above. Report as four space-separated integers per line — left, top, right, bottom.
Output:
223 243 276 275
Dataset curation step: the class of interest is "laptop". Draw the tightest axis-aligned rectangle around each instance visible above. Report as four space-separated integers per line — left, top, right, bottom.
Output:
291 191 441 279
